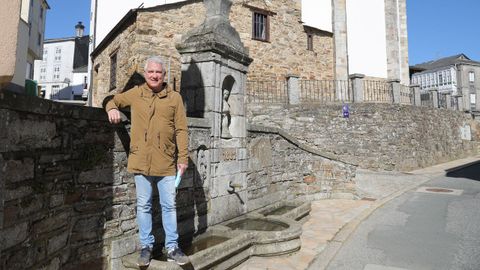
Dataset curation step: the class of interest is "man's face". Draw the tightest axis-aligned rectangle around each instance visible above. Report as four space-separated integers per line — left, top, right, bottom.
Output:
144 61 165 92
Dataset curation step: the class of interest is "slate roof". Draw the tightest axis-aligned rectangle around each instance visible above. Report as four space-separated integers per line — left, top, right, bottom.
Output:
411 54 480 71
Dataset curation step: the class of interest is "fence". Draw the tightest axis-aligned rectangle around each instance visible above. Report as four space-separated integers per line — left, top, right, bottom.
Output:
399 84 413 105
246 76 461 111
300 80 352 103
363 80 393 103
421 92 434 107
246 80 288 104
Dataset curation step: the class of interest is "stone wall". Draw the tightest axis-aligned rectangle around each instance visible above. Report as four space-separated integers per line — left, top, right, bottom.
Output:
0 92 127 269
91 14 138 107
91 0 334 106
248 103 480 171
246 125 357 205
0 92 213 269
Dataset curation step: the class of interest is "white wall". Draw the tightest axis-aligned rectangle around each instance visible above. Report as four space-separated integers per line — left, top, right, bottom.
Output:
346 0 387 78
34 39 76 99
301 0 332 32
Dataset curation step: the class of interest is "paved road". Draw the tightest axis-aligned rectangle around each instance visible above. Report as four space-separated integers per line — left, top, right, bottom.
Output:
325 162 480 270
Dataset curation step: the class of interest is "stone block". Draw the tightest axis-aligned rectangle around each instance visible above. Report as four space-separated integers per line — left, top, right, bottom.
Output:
103 220 122 239
237 148 248 160
42 257 61 270
208 191 247 225
73 216 103 232
211 173 247 198
4 185 33 201
33 211 69 235
229 116 246 137
3 158 34 183
248 137 273 171
1 222 28 249
120 219 137 232
0 113 59 152
47 230 69 255
214 160 242 177
110 235 138 259
49 194 64 208
78 168 114 184
85 187 114 201
74 201 107 214
228 94 245 116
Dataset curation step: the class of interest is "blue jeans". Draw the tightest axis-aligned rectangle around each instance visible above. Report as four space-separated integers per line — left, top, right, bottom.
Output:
134 174 178 250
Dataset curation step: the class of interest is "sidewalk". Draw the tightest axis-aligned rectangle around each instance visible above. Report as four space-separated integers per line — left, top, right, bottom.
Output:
233 156 480 270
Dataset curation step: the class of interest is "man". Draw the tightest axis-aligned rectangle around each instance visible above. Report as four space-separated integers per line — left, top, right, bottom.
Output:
105 56 189 266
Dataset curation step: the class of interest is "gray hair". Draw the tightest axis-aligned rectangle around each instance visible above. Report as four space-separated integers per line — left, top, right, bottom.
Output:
144 56 167 74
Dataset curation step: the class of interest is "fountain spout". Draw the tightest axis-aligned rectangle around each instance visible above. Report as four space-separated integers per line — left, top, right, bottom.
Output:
228 180 243 193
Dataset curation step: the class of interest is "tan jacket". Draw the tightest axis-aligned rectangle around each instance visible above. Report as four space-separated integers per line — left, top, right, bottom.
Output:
105 83 188 176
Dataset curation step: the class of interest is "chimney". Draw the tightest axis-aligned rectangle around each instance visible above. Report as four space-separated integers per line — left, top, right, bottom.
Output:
75 21 85 37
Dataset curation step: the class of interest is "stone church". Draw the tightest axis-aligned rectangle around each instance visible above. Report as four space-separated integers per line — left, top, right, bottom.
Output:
90 0 408 107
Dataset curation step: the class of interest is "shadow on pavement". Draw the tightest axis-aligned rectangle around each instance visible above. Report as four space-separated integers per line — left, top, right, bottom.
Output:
446 161 480 181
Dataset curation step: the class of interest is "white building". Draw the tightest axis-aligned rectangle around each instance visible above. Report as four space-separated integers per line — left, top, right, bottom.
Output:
410 54 480 111
301 0 409 84
4 0 49 93
34 22 89 100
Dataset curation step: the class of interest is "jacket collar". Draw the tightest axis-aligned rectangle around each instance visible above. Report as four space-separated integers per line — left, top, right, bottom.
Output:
140 83 171 98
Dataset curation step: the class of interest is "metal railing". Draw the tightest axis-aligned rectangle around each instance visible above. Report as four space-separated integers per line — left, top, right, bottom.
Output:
245 77 461 111
246 80 288 104
399 84 413 105
420 92 434 107
438 93 447 109
300 80 352 103
363 80 393 103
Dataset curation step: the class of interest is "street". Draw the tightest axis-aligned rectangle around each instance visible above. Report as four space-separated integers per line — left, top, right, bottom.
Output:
325 162 480 270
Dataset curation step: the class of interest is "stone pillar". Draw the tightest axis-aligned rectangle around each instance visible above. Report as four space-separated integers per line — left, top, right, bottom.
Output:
430 89 439 108
446 94 452 110
176 0 253 225
476 87 480 112
333 0 349 82
286 74 300 105
389 79 401 104
411 84 421 106
456 95 463 111
349 73 364 103
460 86 470 111
384 0 409 85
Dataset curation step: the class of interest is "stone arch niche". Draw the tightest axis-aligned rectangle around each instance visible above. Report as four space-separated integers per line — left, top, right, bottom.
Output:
221 75 235 139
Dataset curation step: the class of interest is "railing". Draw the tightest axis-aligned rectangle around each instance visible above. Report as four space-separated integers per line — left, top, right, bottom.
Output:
246 77 461 111
363 80 392 103
246 80 288 104
420 92 434 107
300 80 352 103
438 93 447 109
399 84 413 105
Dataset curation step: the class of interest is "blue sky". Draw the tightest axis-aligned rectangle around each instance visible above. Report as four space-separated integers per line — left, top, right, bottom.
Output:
44 0 90 39
44 0 480 65
407 0 480 65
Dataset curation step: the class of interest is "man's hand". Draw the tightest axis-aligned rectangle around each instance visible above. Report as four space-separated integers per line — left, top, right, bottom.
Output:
108 109 121 124
177 163 188 176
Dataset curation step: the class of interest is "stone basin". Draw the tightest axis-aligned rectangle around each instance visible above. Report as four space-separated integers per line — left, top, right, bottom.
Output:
257 199 311 221
121 201 309 270
225 218 289 231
